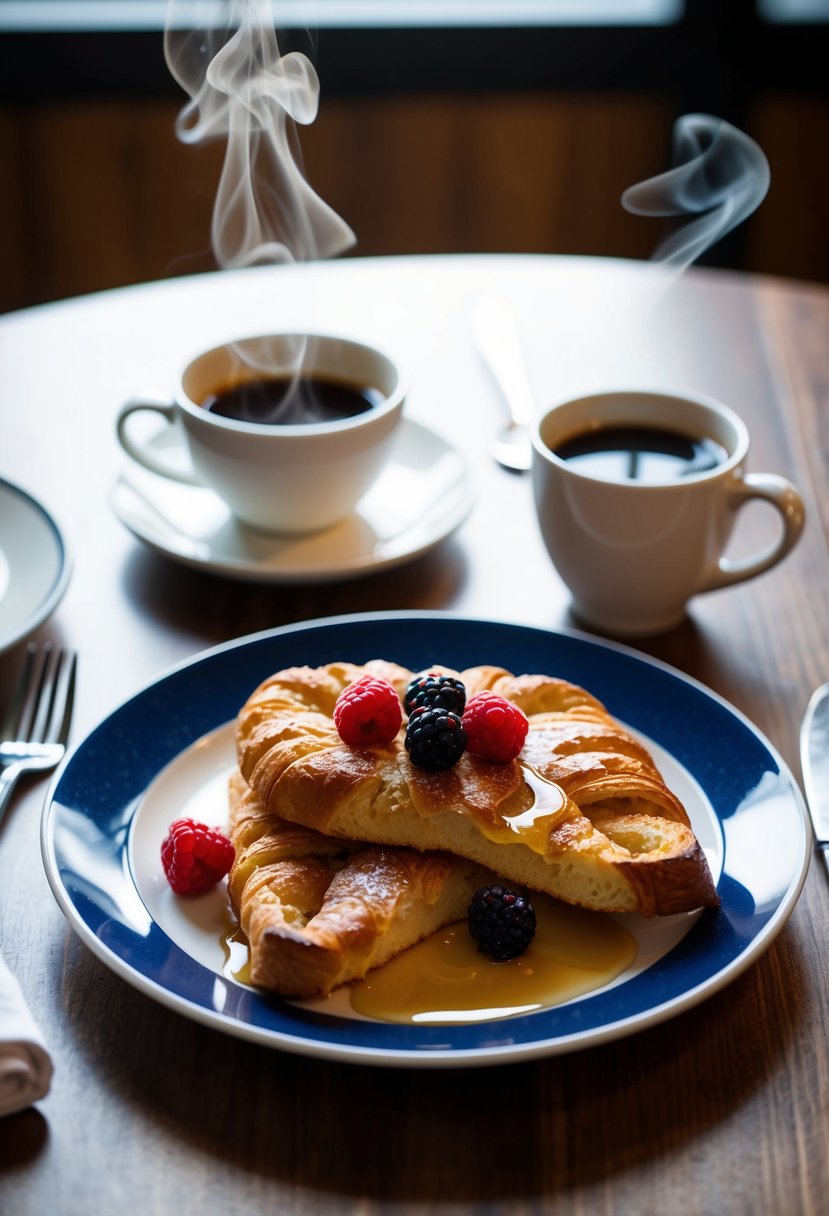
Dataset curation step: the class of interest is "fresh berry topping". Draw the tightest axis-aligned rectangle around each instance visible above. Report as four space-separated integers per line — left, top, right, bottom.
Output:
404 672 467 716
404 705 467 771
161 818 235 897
462 692 529 763
333 675 403 747
468 883 537 960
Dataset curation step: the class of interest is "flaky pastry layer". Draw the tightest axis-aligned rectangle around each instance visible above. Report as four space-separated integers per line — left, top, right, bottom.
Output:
227 770 488 997
236 661 719 917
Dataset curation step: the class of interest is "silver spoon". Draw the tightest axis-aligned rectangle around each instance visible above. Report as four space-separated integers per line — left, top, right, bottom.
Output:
471 294 535 473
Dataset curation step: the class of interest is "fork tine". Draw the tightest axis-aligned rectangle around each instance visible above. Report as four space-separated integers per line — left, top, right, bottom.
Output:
50 650 76 747
0 645 74 830
2 642 38 741
28 643 57 742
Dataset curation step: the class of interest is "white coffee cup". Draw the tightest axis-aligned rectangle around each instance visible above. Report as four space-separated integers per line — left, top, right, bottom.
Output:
116 333 406 534
531 389 805 636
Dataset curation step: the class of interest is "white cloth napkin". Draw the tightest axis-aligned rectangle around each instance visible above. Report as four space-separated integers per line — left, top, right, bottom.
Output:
0 951 53 1117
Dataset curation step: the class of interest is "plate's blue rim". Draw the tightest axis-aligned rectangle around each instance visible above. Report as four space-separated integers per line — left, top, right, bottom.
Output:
41 610 811 1068
0 475 71 654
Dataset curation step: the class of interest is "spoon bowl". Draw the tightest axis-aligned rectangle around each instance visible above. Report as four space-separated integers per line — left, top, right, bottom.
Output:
490 420 533 473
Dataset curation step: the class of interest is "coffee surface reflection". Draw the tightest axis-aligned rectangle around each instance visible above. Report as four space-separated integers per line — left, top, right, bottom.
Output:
201 374 384 426
552 424 727 484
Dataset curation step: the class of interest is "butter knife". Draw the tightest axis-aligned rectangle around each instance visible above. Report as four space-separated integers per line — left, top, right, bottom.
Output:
800 683 829 879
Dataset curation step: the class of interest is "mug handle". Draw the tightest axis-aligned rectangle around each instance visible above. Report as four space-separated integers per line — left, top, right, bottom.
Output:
115 400 202 486
699 472 805 592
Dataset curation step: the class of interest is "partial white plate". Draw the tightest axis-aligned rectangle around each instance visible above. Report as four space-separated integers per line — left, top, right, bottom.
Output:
0 477 70 655
110 418 475 583
41 613 811 1068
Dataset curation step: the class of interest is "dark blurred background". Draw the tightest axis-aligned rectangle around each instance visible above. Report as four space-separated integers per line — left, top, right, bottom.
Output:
1 0 828 313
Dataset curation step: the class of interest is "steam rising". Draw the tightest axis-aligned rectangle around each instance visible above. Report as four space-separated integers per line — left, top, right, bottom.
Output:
622 114 770 275
164 0 355 268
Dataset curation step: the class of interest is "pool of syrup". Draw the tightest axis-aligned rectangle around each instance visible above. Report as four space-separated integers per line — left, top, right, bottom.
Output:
223 897 637 1026
349 897 636 1024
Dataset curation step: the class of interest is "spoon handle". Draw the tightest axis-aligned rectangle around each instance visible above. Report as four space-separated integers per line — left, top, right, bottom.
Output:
471 295 536 427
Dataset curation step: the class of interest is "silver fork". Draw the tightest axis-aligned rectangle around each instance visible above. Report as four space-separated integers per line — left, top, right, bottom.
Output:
0 642 76 828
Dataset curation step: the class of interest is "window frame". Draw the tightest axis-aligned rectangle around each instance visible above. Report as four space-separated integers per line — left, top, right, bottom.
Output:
0 2 826 104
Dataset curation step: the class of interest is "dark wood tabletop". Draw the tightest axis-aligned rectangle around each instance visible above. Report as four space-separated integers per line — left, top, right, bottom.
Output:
1 255 827 1215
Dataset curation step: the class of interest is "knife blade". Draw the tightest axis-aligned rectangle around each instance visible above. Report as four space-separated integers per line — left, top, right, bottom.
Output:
800 683 829 879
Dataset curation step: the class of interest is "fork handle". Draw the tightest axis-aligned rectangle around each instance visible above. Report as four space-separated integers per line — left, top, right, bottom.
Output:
0 764 23 830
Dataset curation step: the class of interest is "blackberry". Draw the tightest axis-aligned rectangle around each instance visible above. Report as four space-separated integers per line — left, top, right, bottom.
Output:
468 884 537 960
404 672 467 716
404 705 467 771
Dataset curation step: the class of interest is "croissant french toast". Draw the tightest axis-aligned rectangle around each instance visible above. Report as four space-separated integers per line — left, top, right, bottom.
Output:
227 769 489 997
236 660 719 917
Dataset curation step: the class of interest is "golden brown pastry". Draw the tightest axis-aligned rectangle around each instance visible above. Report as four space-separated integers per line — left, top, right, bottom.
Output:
227 769 488 997
236 660 719 918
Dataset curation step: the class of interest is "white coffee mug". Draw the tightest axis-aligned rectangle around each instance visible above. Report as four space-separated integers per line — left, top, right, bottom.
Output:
116 333 406 534
531 389 805 636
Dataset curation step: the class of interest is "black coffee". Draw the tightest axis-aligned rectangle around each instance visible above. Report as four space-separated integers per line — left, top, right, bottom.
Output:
552 424 728 483
201 374 384 426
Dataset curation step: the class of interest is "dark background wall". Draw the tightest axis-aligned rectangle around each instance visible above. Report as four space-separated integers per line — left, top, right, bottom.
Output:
1 2 827 312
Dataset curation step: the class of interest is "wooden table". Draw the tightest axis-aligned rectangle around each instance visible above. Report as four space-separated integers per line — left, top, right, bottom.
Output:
1 255 827 1215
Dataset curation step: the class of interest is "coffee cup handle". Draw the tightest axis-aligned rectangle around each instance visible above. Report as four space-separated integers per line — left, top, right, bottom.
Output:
116 400 202 486
699 472 805 593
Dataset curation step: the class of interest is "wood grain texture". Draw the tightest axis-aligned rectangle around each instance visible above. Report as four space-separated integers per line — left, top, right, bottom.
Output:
3 90 828 314
0 256 826 1216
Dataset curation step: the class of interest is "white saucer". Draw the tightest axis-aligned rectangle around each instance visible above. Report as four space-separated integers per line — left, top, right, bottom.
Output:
110 418 475 583
0 478 71 655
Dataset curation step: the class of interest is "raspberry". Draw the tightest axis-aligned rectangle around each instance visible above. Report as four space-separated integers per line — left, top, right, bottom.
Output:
462 692 528 763
405 705 467 771
161 818 235 897
404 672 467 716
468 883 537 960
333 675 402 746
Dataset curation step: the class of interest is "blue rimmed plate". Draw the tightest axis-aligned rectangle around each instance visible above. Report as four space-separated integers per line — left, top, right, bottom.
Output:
41 613 810 1067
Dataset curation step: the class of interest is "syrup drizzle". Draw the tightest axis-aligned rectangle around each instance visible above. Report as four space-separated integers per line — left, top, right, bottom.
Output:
477 762 568 855
222 923 252 986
